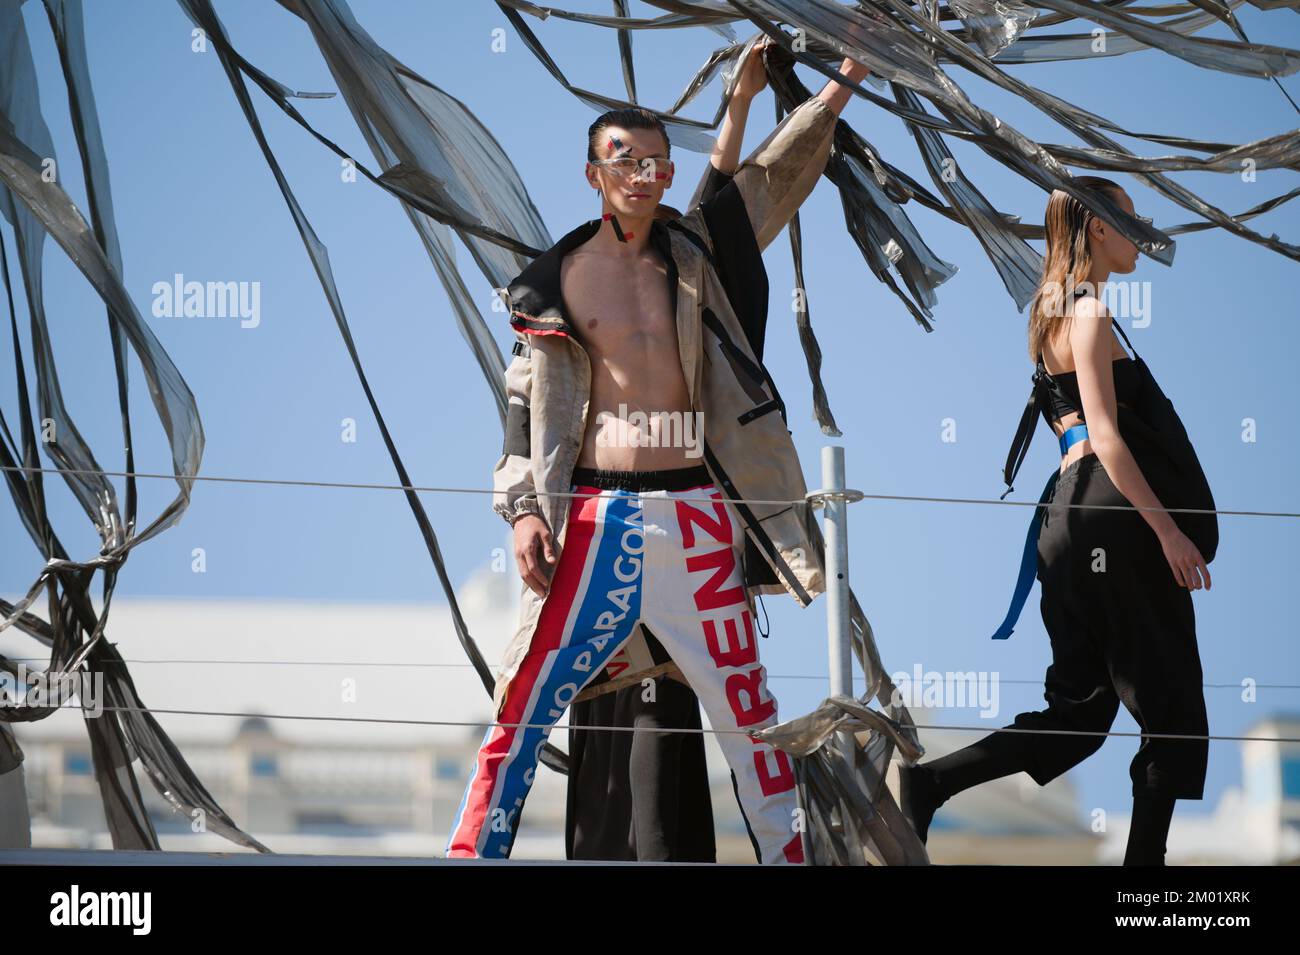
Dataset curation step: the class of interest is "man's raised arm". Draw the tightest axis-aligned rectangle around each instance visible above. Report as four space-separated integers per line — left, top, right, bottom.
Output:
704 52 870 252
686 37 768 211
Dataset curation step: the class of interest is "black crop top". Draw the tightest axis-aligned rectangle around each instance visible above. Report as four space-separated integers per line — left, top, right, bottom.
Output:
1043 355 1142 421
1002 316 1144 497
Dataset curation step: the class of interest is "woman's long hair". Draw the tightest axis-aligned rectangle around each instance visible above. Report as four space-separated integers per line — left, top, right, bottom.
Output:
1027 176 1124 361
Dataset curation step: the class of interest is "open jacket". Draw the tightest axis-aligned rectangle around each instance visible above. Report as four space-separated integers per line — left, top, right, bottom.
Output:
490 94 839 713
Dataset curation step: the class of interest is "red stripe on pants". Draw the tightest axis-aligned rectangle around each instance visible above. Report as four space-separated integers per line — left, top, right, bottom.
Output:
447 490 602 855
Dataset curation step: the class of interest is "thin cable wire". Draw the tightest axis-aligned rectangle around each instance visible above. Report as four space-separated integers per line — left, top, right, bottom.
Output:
9 700 1298 744
2 470 1292 739
4 656 1295 691
0 462 1294 518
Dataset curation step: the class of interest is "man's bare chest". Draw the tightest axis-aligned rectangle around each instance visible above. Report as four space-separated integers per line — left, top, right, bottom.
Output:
560 252 676 353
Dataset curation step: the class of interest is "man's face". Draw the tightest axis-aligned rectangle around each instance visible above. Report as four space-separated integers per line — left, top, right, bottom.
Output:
586 125 674 217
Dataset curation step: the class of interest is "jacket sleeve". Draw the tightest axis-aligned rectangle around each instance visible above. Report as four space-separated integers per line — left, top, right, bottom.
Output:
688 160 735 211
696 95 837 253
492 339 542 526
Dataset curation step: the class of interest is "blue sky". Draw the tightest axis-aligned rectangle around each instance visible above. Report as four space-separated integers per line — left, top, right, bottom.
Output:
3 1 1297 824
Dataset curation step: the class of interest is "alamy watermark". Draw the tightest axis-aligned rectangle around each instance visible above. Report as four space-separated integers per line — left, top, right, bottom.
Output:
889 665 1000 718
152 273 261 328
1039 277 1152 328
49 885 151 934
0 663 103 718
594 403 704 458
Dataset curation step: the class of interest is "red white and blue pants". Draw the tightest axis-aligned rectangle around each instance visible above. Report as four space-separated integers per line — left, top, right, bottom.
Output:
447 469 804 863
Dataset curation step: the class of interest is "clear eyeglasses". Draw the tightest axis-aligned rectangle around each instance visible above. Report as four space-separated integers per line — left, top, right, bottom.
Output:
590 156 670 180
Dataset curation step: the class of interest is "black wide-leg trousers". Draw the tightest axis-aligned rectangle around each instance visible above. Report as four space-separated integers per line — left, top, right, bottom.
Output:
999 453 1209 800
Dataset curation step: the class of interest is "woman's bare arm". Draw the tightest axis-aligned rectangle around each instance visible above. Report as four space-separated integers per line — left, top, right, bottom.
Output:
1070 299 1210 589
1071 300 1175 536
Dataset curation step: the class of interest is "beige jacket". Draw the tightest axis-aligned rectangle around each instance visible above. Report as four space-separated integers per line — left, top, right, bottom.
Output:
490 94 839 713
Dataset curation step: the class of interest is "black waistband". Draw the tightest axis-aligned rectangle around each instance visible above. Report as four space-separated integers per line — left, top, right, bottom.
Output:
571 464 712 492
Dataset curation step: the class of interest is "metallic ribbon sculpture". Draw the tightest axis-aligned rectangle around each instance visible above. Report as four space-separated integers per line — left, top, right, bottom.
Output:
1 0 1296 863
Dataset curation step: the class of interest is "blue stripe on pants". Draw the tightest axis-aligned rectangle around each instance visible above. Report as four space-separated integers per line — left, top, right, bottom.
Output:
477 491 645 858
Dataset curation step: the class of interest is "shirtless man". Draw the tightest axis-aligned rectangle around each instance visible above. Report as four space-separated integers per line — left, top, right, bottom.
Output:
448 40 870 862
563 49 772 862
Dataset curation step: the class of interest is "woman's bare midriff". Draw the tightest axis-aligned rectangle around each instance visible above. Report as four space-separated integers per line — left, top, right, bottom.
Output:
1050 401 1130 474
1042 330 1132 476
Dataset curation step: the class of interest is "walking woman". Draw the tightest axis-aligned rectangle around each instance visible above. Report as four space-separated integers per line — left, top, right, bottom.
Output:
900 176 1220 865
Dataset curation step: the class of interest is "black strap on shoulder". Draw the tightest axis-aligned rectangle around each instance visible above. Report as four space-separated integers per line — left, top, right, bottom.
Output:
1110 315 1138 358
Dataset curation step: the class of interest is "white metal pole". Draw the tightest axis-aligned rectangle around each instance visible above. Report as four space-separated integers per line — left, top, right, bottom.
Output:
821 446 853 701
